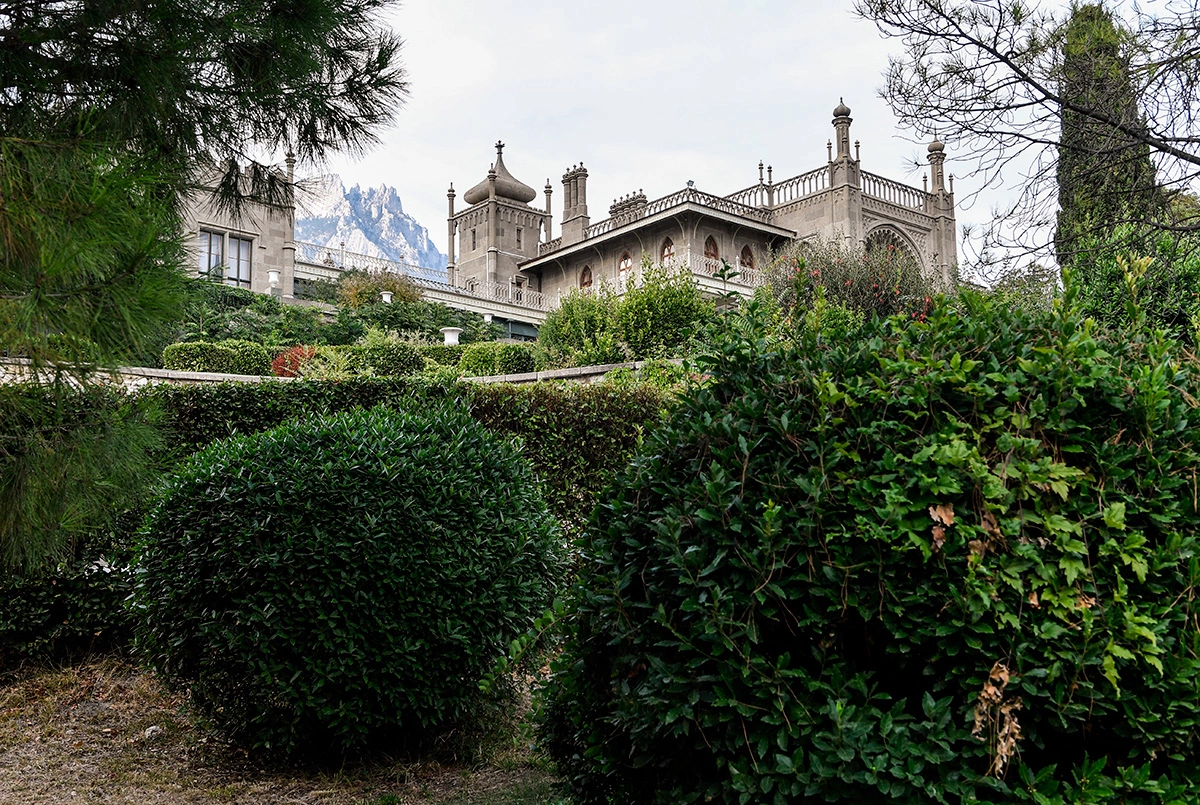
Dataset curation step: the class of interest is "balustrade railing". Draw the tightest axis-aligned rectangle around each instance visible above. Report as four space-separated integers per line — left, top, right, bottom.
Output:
294 241 449 285
861 171 929 210
538 236 562 255
454 279 551 311
582 186 773 241
725 166 829 208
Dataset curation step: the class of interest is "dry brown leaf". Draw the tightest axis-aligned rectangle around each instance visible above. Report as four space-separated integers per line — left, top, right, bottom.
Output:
929 503 955 526
972 661 1022 778
1027 591 1040 609
981 510 1001 538
932 525 946 552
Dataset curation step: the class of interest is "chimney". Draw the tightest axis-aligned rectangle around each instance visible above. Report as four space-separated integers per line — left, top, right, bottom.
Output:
561 163 590 246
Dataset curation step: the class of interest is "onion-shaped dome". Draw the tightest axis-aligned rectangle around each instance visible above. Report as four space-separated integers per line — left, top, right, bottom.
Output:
463 142 538 205
928 136 945 153
833 98 852 117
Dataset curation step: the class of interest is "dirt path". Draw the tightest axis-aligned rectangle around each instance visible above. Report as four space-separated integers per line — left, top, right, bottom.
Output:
0 658 560 805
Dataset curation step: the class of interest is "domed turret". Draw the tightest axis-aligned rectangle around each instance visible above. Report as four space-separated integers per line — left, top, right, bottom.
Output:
463 141 538 205
833 98 851 118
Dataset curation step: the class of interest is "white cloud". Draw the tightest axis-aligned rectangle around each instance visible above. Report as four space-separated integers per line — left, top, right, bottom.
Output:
321 0 983 265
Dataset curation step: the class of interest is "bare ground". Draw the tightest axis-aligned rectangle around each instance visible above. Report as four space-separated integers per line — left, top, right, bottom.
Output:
0 657 561 805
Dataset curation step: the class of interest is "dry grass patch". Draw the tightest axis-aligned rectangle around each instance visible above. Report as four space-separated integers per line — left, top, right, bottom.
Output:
0 657 561 804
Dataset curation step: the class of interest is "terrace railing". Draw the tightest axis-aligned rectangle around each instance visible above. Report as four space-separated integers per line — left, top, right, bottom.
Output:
861 171 930 210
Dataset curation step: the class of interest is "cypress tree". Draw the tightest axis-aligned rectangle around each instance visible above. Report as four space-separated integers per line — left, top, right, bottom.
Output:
1055 4 1159 266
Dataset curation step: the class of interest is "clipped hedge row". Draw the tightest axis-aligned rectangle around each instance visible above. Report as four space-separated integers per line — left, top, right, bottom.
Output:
162 340 272 376
2 378 671 667
418 343 467 367
460 342 538 376
148 377 670 537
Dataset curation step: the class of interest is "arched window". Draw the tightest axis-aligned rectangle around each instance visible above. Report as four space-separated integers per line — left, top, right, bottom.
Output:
580 265 593 289
661 237 675 264
618 252 633 282
739 245 755 269
864 227 918 268
704 236 719 260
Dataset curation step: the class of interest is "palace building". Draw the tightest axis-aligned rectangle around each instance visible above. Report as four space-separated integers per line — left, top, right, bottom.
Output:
445 100 957 303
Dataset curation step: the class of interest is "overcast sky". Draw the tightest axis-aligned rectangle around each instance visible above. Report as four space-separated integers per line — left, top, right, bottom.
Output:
319 0 993 267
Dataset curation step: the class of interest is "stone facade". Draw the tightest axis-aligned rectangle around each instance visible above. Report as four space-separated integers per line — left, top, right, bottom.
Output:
181 161 298 298
446 102 957 303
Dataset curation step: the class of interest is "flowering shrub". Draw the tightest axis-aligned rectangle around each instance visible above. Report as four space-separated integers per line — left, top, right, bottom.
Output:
765 237 940 324
270 345 316 377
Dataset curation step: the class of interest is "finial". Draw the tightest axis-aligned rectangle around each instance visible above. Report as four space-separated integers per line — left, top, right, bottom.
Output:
758 161 764 183
767 165 773 183
827 139 833 161
495 140 505 156
854 140 860 161
923 174 928 192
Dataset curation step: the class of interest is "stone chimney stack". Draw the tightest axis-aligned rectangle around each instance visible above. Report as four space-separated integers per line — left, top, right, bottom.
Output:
561 164 590 246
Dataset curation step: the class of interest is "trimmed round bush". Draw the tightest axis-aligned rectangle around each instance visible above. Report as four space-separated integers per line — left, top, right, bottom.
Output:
134 404 563 754
545 294 1200 803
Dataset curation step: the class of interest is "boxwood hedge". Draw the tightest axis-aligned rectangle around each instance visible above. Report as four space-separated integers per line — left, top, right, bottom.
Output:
544 293 1200 804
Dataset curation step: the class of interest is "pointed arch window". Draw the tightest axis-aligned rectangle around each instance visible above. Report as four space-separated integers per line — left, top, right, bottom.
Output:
618 252 634 283
739 245 755 269
704 236 719 260
580 265 593 289
661 237 675 264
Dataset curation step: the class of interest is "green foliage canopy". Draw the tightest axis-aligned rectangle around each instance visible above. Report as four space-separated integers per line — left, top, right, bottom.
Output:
546 292 1200 804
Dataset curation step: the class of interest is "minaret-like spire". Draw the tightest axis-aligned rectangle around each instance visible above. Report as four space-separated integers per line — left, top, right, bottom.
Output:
832 98 852 160
928 132 947 193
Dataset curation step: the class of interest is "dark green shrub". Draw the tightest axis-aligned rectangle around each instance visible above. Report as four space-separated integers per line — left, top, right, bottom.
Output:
134 405 564 754
161 339 270 375
460 342 501 376
145 378 670 542
461 342 537 376
352 299 502 344
354 341 423 376
537 289 625 368
0 510 140 669
419 344 466 367
161 341 224 372
616 263 714 359
1071 226 1200 346
545 293 1200 803
217 339 272 375
496 343 537 374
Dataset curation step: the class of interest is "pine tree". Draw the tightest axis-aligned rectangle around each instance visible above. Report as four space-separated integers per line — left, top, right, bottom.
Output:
0 0 408 572
1055 4 1159 266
